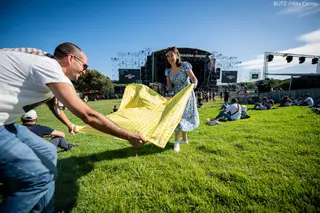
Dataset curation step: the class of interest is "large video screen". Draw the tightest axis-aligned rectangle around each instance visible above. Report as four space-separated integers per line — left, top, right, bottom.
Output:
221 71 238 83
119 69 141 84
251 73 259 79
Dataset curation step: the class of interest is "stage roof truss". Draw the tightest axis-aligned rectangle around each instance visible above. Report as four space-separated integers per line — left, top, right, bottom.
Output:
263 52 320 79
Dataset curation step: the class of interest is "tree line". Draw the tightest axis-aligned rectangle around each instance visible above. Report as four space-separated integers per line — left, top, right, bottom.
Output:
73 69 114 94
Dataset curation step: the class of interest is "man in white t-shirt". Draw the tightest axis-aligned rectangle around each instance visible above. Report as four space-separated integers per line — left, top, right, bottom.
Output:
212 98 242 121
300 95 314 107
0 43 147 213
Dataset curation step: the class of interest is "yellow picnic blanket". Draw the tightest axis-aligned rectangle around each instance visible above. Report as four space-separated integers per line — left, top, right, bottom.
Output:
77 83 194 148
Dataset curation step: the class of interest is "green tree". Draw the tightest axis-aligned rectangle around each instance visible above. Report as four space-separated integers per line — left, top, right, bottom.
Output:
74 69 114 93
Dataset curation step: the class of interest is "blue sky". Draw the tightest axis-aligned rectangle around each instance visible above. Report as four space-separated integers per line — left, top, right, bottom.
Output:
1 0 319 82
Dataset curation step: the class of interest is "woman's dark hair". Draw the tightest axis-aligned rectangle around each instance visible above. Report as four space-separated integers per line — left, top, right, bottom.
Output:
165 46 182 68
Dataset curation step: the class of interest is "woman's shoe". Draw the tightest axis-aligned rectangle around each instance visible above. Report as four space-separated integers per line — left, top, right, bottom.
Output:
179 139 189 144
174 141 180 152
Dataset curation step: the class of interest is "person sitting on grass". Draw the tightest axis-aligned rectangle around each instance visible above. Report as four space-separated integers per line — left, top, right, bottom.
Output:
21 110 77 151
260 96 269 106
209 98 241 122
311 98 320 114
219 102 229 110
311 107 320 114
279 95 293 107
240 105 250 119
248 96 268 109
293 96 302 105
299 95 314 107
252 99 274 110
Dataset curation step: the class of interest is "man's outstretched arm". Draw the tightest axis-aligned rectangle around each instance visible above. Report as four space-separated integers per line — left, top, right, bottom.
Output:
47 82 147 147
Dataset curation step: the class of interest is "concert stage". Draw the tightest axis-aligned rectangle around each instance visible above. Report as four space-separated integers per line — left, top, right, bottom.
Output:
140 47 215 89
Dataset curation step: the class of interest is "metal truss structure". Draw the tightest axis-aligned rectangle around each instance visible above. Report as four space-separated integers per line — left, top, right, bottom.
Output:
263 52 320 79
212 52 242 86
111 48 152 81
111 48 242 90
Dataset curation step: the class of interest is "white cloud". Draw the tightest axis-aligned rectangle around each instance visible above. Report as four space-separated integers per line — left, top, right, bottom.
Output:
298 29 320 43
277 6 306 15
277 4 320 17
299 6 320 17
241 29 320 73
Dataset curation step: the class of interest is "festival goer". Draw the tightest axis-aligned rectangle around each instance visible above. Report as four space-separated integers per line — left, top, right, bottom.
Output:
197 91 204 108
311 98 320 114
21 110 76 151
293 97 302 105
279 95 292 107
113 105 118 112
205 91 209 102
83 95 89 103
0 43 147 213
299 94 314 107
252 99 274 110
210 98 241 122
165 47 199 152
240 105 250 119
249 97 268 110
224 90 230 103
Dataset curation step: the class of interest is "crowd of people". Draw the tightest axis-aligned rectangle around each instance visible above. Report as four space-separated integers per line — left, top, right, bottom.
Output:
279 94 315 107
205 92 319 126
196 90 216 108
279 94 320 114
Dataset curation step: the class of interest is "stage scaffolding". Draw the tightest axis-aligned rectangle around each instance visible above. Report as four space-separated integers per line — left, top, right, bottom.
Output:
111 48 152 81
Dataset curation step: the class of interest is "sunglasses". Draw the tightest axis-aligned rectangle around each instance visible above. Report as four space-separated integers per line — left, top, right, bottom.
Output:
72 54 88 71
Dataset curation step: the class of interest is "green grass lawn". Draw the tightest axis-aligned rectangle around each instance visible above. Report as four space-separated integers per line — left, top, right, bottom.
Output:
6 99 320 212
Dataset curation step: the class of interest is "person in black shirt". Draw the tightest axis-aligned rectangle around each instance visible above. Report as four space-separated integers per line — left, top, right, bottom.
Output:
21 110 76 151
224 90 230 103
113 105 118 112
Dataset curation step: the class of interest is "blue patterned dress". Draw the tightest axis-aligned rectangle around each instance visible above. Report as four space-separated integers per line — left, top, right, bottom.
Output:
165 61 200 131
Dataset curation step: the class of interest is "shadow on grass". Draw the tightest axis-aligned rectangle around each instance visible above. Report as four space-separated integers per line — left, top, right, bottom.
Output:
54 143 170 213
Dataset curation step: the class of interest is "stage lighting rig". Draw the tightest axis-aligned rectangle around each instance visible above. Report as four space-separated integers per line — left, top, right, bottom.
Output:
286 56 293 63
263 52 320 79
299 57 306 64
267 55 274 62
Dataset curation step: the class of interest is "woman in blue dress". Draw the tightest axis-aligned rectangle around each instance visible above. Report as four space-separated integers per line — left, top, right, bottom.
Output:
164 47 200 152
